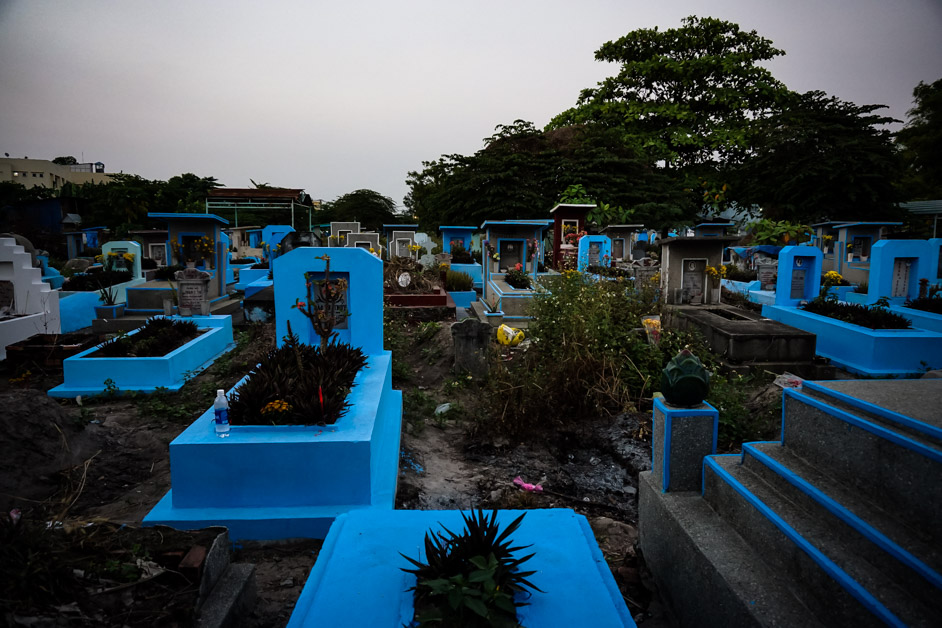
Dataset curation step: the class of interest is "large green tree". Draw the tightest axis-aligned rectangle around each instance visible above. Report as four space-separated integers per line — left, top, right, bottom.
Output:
405 120 683 229
548 16 790 225
322 189 398 232
734 91 901 223
896 78 942 200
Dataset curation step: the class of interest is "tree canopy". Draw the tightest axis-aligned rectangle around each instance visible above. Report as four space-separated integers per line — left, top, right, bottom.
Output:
405 120 685 229
321 189 398 232
896 77 942 200
549 16 788 171
733 91 901 223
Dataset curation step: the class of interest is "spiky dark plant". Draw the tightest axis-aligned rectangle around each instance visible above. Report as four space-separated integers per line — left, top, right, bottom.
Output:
803 298 912 329
401 509 541 627
92 318 202 357
228 324 367 426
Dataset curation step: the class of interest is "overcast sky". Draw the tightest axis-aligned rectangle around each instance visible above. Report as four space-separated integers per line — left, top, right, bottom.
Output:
2 0 940 209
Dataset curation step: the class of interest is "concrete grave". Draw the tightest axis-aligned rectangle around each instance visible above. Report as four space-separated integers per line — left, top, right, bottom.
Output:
577 234 612 272
288 509 634 627
49 315 235 398
390 230 417 259
145 247 402 540
660 234 739 306
101 240 143 279
327 222 359 247
0 236 61 360
345 231 380 255
773 246 822 307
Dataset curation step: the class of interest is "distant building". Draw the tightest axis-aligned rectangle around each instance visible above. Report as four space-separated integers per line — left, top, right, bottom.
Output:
0 157 114 189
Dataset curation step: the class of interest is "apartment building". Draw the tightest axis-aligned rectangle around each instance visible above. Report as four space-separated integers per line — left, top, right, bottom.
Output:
0 157 114 189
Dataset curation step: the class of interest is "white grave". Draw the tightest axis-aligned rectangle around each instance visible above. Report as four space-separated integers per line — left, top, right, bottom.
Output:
0 236 61 359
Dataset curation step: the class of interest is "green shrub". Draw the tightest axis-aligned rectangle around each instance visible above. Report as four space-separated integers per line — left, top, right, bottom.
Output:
802 297 912 329
481 270 711 437
62 270 132 292
448 240 474 264
445 270 474 292
503 266 531 289
585 265 632 278
722 264 756 282
906 295 942 315
93 318 201 357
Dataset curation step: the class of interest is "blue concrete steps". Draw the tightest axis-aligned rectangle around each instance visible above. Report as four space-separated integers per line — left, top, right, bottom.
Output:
704 454 937 627
640 378 942 626
782 387 942 543
741 441 942 614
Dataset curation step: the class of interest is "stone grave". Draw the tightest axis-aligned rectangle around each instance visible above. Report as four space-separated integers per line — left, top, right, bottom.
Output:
773 247 822 306
390 230 417 260
101 240 143 279
660 234 739 306
328 221 360 247
345 231 380 256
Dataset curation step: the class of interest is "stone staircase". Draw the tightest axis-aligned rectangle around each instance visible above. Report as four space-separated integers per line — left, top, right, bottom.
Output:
640 379 942 627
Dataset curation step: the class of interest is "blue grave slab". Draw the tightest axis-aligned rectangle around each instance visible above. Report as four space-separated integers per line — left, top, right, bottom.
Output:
144 352 402 540
288 508 635 627
49 315 235 397
145 247 402 540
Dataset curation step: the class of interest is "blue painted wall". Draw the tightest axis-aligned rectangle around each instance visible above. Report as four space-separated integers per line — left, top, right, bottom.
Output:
577 235 613 272
866 239 934 305
440 226 475 253
261 225 295 260
774 246 823 306
274 247 383 354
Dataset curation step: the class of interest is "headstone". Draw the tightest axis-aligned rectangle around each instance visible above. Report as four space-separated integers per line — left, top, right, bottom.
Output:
346 232 380 255
274 247 383 353
681 260 705 304
891 258 912 297
790 268 806 300
391 231 416 259
758 264 777 291
329 222 360 247
419 251 437 268
588 242 601 266
174 267 212 316
451 318 490 379
612 239 625 260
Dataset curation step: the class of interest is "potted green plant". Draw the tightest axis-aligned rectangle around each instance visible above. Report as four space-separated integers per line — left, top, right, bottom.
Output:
401 509 541 627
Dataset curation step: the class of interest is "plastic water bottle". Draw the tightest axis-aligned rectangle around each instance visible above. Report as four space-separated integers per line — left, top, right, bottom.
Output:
214 389 230 438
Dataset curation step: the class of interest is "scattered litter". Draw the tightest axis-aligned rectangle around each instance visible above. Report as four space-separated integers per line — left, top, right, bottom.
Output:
773 372 803 389
589 456 601 466
513 476 543 493
434 403 452 416
280 578 295 588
